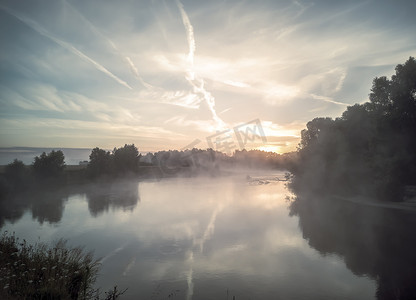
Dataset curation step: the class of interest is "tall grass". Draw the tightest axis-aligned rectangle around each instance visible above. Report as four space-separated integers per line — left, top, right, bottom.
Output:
0 231 124 300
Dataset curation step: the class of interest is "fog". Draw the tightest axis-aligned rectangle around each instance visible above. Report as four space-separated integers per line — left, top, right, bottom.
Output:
1 175 378 300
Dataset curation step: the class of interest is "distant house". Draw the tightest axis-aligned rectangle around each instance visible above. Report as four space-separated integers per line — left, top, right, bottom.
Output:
79 160 89 166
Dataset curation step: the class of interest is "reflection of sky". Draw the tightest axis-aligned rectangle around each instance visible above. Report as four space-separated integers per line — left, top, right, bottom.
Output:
2 176 375 299
1 0 415 153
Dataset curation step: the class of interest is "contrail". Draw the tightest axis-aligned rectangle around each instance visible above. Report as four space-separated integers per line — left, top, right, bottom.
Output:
196 205 223 253
185 204 223 300
0 5 133 90
63 0 153 89
125 56 153 89
99 242 129 264
175 0 226 130
176 0 195 68
186 251 194 300
310 94 349 106
122 257 136 276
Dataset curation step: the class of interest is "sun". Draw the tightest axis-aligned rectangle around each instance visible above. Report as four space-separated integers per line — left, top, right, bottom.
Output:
256 145 281 153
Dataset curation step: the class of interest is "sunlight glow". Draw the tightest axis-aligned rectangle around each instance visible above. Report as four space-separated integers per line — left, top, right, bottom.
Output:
256 145 281 153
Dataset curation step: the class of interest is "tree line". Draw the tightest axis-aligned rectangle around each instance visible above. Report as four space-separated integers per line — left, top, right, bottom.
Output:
1 143 295 197
0 145 141 197
289 57 416 201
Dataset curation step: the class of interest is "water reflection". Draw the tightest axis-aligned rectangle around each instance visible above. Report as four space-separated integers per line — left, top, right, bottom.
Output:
91 177 375 300
0 188 68 227
85 180 140 217
289 193 416 300
2 176 377 300
31 191 68 224
0 180 140 227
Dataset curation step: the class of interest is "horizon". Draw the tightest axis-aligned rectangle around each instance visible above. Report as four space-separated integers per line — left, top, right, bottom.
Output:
0 145 294 166
1 0 415 153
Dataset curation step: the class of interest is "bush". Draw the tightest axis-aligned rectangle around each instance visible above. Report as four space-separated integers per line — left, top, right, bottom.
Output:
0 232 99 299
0 232 126 300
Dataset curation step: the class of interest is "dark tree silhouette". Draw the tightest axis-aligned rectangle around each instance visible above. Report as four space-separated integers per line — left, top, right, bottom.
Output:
87 144 141 178
291 57 416 202
32 150 65 179
4 159 29 187
87 147 113 178
113 144 140 174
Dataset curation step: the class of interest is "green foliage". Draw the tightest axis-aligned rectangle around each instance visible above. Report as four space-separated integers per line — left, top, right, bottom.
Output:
33 150 66 178
292 57 416 201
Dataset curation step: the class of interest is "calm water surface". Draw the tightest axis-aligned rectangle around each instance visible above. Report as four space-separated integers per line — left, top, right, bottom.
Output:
2 173 376 299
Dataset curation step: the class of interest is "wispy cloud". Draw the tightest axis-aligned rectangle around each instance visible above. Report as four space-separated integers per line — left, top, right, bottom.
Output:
175 0 226 130
164 115 215 133
0 5 133 90
63 0 153 89
1 0 415 149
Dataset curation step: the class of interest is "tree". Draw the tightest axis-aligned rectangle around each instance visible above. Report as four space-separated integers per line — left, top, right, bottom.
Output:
32 150 65 178
369 76 391 113
113 144 140 174
298 117 334 150
87 147 113 178
4 159 30 189
291 57 416 201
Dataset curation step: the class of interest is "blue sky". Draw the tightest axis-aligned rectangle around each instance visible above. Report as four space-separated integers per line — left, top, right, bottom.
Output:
0 0 415 153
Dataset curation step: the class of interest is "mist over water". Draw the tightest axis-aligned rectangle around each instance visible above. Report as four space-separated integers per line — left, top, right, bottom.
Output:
1 173 380 300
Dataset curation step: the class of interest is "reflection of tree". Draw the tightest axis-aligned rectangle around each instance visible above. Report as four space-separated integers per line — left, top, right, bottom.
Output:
85 180 140 217
0 195 27 227
0 180 141 228
0 188 68 227
30 191 67 225
290 194 416 300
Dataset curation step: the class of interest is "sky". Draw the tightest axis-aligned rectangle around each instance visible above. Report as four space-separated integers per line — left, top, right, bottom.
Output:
0 0 415 154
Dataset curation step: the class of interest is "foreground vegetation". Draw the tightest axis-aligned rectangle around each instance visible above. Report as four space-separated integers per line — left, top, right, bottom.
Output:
0 232 125 300
290 57 416 201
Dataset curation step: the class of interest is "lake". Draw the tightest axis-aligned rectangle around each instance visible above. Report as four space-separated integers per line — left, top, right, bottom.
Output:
1 172 390 299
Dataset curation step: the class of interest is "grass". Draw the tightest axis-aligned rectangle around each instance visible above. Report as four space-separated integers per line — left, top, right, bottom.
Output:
0 231 125 300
